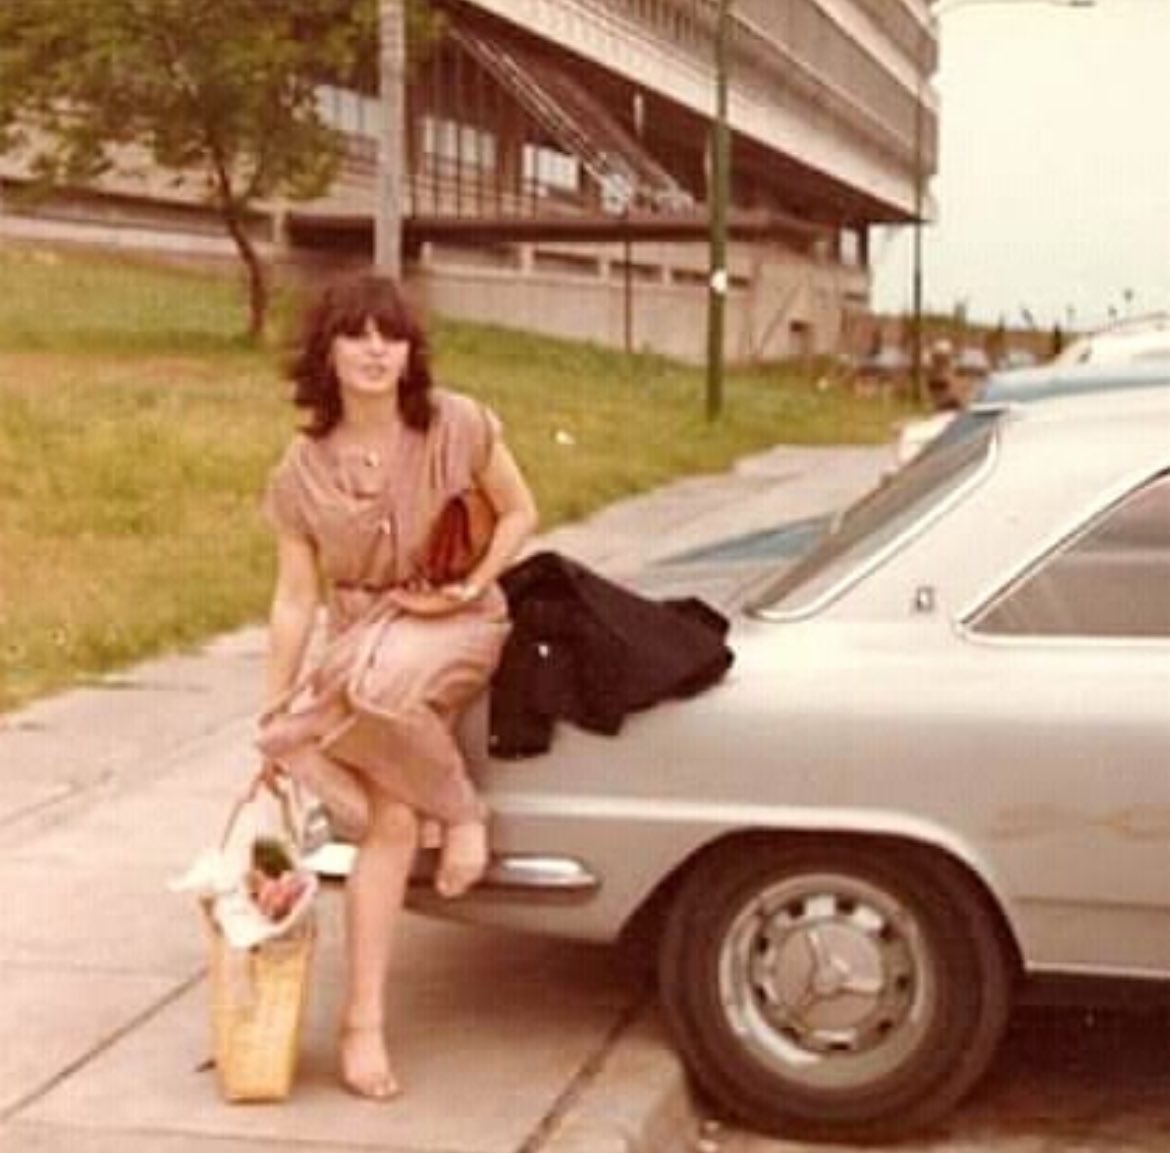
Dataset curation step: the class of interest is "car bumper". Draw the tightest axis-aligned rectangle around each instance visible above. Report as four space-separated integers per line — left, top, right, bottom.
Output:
304 841 600 901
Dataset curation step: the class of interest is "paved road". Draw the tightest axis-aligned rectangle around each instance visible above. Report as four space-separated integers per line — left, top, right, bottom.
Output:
717 1002 1170 1153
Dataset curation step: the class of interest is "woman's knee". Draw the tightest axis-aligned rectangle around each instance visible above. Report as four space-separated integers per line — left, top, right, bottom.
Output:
364 795 419 847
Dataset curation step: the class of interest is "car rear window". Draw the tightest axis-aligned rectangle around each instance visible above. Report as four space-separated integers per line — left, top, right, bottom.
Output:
750 411 999 617
970 470 1170 638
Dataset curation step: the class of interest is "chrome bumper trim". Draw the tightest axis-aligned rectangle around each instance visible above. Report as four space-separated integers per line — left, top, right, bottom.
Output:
304 841 599 896
481 854 599 893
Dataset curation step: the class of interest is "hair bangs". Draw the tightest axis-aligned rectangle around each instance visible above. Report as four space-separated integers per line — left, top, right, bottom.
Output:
326 277 416 344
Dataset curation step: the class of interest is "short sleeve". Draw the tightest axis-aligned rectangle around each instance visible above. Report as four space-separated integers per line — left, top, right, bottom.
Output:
261 440 313 540
437 391 502 489
475 403 503 473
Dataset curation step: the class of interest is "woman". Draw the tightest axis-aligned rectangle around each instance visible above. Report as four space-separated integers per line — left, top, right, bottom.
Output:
257 274 538 1101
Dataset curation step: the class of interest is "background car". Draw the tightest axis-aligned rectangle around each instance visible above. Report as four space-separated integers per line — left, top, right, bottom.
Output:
852 346 911 395
893 332 1165 467
319 366 1170 1142
1054 311 1170 366
998 347 1038 371
954 344 992 381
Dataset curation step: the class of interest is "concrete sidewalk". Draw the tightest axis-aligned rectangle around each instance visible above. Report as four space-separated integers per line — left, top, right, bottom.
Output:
0 444 888 1153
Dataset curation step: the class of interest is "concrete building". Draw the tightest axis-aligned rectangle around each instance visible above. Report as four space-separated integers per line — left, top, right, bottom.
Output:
0 0 939 363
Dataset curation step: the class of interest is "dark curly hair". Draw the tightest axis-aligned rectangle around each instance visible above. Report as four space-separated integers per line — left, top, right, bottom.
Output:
287 273 435 437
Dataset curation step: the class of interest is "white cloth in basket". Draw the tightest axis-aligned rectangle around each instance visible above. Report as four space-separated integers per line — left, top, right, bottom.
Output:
170 847 318 949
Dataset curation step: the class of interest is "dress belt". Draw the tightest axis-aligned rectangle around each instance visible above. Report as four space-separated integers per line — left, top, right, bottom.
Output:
328 582 399 638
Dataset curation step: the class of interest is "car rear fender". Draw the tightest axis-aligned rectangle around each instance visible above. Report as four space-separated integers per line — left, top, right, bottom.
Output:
621 811 1024 976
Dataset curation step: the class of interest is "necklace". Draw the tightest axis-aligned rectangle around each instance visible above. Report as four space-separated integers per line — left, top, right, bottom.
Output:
334 419 394 477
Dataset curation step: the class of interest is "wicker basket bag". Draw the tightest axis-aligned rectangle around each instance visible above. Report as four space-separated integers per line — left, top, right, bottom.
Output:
203 779 316 1103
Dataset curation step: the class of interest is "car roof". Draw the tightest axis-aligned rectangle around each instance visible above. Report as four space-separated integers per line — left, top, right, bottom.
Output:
1052 312 1170 366
974 360 1170 409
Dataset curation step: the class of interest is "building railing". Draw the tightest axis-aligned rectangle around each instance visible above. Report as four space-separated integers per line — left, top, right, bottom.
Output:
564 0 934 173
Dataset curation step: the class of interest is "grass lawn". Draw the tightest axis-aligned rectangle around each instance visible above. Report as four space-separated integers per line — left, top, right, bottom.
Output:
0 245 912 712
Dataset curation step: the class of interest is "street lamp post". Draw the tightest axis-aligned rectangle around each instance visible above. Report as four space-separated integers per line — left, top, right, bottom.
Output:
376 0 406 276
706 0 731 422
909 0 1095 403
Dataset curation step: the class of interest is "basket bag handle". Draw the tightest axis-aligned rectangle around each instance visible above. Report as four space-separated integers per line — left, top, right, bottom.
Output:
219 770 302 856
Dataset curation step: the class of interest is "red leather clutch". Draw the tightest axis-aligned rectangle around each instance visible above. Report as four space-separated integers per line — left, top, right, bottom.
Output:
421 489 496 585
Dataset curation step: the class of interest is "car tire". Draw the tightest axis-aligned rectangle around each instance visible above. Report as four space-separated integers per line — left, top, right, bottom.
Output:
658 838 1013 1141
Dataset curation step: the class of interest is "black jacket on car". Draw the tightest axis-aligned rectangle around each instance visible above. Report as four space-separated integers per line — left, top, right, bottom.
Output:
489 551 734 758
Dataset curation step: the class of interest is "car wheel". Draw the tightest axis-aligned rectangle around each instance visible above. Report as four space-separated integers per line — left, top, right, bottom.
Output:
658 839 1013 1141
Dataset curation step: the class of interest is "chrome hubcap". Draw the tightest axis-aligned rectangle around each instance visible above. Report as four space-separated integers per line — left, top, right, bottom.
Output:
718 872 934 1091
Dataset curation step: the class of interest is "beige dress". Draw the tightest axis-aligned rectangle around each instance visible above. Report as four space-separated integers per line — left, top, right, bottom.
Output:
257 390 510 827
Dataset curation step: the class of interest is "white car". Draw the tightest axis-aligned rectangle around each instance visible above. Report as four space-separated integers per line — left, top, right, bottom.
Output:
898 319 1170 466
351 364 1170 1142
1054 312 1170 366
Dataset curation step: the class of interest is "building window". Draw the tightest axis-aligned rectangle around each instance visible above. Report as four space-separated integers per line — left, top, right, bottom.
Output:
421 115 497 172
316 84 378 138
522 143 580 199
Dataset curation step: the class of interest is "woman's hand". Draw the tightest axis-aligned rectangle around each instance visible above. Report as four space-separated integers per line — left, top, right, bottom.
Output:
387 583 480 617
257 760 286 791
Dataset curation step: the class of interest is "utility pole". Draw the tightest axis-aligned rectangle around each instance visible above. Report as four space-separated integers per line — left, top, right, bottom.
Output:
910 15 928 405
706 0 731 421
376 0 406 276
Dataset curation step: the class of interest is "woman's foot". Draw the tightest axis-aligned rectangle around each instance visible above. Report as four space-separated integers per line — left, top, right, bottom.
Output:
435 819 488 898
338 1023 400 1101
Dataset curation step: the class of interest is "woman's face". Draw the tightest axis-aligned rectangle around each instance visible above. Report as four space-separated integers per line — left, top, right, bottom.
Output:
331 317 410 399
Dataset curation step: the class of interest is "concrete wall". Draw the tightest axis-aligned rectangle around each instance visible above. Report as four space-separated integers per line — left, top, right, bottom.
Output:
412 238 868 364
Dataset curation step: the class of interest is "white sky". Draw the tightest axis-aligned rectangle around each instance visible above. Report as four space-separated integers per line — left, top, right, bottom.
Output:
870 0 1170 332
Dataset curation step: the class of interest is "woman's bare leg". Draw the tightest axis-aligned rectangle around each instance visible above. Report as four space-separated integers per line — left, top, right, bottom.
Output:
339 792 418 1099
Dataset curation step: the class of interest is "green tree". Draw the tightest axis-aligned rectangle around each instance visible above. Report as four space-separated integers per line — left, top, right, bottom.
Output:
0 0 381 339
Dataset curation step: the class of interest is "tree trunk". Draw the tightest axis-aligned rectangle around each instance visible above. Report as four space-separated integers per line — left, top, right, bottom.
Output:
208 147 269 341
230 219 269 342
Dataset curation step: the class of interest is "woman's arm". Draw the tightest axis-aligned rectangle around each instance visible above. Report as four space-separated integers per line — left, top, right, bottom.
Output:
390 438 538 615
460 438 539 594
264 531 322 711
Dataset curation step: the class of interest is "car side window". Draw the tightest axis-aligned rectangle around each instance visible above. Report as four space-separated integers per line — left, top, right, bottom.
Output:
972 472 1170 638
